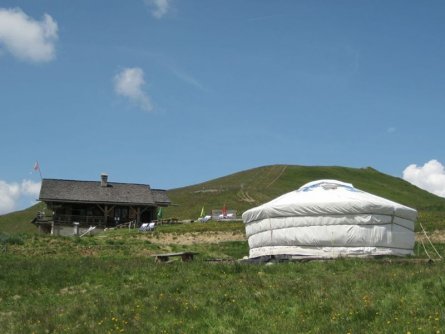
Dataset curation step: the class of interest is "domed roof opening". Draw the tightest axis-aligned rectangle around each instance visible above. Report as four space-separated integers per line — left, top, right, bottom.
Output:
298 179 355 192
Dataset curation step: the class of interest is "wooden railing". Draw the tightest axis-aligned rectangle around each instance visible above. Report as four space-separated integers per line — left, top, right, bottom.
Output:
53 215 106 225
35 213 140 228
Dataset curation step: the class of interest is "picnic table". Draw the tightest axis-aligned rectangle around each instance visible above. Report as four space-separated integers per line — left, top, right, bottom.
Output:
152 251 199 262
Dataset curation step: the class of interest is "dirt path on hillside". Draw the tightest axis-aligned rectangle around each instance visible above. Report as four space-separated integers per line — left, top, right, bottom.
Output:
136 230 445 246
416 230 445 243
140 231 247 245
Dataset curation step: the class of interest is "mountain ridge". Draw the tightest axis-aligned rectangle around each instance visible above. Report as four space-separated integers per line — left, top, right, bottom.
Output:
1 164 445 233
164 164 445 230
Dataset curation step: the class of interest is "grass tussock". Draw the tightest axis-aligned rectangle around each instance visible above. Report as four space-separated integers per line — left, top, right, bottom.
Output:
0 225 444 333
0 256 444 333
0 223 445 333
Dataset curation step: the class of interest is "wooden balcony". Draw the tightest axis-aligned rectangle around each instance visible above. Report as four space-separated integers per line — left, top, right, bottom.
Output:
35 213 113 227
53 215 107 226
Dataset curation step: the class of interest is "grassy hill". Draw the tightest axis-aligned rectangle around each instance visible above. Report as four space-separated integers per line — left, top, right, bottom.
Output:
0 202 45 234
165 165 445 230
2 164 445 233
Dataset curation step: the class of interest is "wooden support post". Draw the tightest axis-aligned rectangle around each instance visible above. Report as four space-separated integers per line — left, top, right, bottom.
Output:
96 204 113 226
96 204 105 214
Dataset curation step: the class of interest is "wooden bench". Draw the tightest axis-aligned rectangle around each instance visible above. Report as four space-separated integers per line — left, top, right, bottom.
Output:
152 251 199 262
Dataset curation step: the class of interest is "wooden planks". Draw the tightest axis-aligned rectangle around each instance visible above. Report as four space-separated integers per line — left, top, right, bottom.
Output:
152 251 199 262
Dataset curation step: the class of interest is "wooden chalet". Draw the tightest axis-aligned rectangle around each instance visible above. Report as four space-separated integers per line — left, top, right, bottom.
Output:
33 174 170 235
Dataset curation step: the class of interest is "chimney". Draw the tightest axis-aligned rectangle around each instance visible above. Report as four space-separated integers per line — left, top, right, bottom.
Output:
101 173 108 187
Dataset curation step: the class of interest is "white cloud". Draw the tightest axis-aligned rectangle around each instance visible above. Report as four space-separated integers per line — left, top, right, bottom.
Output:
0 8 58 63
21 179 41 196
402 159 445 197
144 0 171 19
114 67 153 112
0 179 41 214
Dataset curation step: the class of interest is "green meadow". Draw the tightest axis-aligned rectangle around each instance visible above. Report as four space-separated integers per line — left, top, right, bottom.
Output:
1 226 444 334
1 165 445 333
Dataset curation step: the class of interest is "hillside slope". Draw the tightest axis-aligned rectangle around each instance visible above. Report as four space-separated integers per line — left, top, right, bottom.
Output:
164 165 445 230
0 202 44 234
2 164 445 233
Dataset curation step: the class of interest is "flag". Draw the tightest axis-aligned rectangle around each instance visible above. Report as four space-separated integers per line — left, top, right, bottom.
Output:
222 203 227 217
157 207 163 220
200 206 205 218
33 161 43 180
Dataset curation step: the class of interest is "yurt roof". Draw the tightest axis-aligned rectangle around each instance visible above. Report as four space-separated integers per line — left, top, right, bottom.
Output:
242 179 417 224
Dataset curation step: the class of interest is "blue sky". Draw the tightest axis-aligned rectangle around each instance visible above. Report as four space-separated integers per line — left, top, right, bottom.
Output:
1 0 445 213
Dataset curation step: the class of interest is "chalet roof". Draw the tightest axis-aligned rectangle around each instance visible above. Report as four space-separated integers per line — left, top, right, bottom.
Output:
151 189 170 205
39 178 171 206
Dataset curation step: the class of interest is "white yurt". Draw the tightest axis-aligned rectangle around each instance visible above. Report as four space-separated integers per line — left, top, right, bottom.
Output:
242 180 417 259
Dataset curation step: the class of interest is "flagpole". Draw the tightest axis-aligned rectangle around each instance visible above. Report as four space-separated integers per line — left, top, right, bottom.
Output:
34 161 43 181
